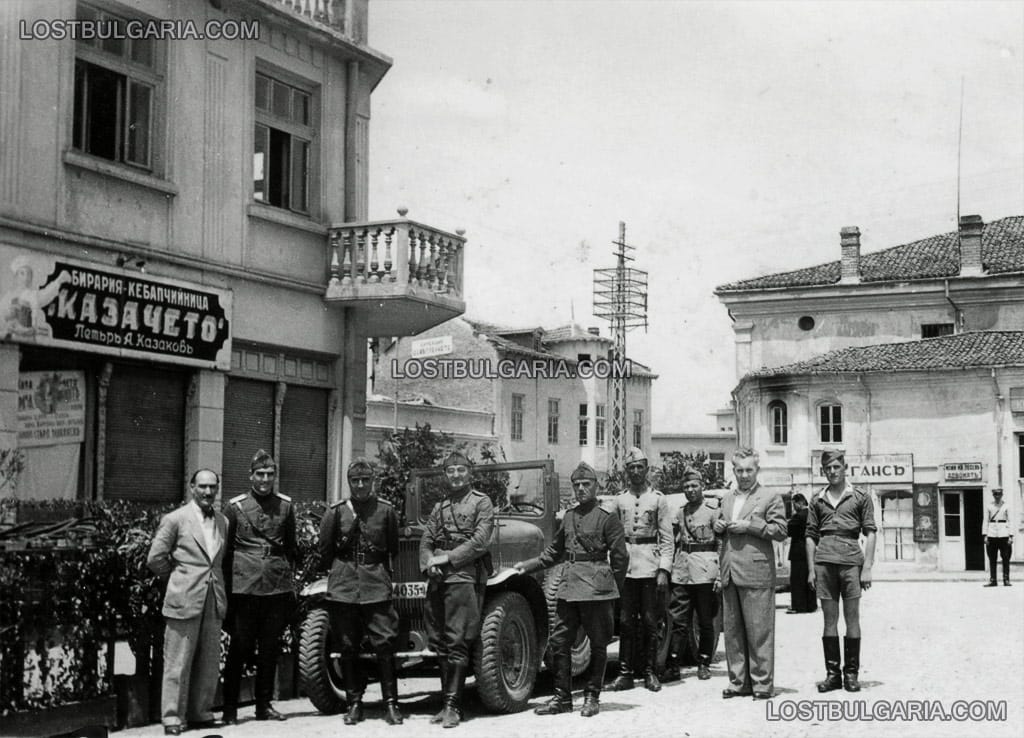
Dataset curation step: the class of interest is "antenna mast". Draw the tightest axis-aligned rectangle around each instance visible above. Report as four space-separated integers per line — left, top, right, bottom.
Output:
593 222 648 472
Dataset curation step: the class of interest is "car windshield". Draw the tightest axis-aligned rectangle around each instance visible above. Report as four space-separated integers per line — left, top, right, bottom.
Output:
417 466 546 522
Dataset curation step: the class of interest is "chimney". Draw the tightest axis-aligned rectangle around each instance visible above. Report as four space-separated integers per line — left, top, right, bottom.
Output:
958 214 984 277
839 226 860 284
587 327 600 336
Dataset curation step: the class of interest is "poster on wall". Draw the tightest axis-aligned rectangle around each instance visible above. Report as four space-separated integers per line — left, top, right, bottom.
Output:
17 371 86 448
912 484 939 543
1 246 232 370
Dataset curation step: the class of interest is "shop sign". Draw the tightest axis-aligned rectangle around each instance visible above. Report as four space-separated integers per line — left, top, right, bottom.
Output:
940 462 984 483
17 371 86 448
1 246 231 369
811 453 914 484
411 335 453 358
912 485 939 543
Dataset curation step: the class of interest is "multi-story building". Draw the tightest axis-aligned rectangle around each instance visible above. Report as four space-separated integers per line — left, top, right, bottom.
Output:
716 214 1024 572
1 0 465 504
373 317 656 498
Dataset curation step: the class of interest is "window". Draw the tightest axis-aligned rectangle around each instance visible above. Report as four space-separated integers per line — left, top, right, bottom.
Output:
1019 434 1024 478
547 398 559 444
879 491 914 561
709 452 726 481
943 492 962 537
633 409 643 448
73 3 162 170
798 316 815 331
921 323 954 339
819 404 842 443
578 403 589 446
254 71 314 213
511 393 524 442
768 400 788 444
595 403 606 447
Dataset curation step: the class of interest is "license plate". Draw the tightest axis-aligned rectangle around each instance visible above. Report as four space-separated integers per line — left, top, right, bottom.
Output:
393 581 427 599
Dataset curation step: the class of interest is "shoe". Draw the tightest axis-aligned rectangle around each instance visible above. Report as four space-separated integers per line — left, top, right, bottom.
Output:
343 702 364 725
785 608 797 614
580 692 600 718
256 705 286 721
534 697 573 715
1005 580 1012 587
221 708 238 726
697 665 712 680
643 670 662 692
816 636 843 693
843 637 861 693
163 727 183 737
984 580 998 587
660 664 681 682
607 673 635 691
753 691 773 700
722 688 752 699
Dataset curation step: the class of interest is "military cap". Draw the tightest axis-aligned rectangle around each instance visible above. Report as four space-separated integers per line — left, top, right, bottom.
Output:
993 488 1004 497
681 467 703 483
570 461 598 482
820 449 845 467
250 449 277 472
347 456 375 474
442 450 472 468
624 447 648 464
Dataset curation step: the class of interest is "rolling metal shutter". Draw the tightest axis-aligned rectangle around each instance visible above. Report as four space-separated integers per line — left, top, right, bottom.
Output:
104 364 187 503
222 378 275 498
280 385 328 502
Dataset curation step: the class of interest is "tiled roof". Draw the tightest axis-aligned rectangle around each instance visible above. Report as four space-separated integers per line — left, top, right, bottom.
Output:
543 323 612 344
716 216 1024 292
746 331 1024 379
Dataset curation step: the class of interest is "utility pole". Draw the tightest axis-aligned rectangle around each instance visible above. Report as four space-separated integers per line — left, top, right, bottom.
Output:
593 222 648 472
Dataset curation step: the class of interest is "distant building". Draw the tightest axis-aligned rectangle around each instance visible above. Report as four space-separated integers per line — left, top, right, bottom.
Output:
717 215 1024 572
373 317 656 497
649 433 735 482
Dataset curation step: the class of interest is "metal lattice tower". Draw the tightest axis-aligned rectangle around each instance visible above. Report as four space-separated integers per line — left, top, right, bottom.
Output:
593 222 648 472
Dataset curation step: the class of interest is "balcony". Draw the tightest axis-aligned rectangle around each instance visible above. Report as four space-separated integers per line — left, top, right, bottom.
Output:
251 0 368 45
326 215 466 336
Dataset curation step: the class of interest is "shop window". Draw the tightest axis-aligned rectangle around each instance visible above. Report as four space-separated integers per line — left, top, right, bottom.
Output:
254 70 315 213
547 398 559 445
595 403 606 447
879 491 914 561
819 404 842 443
73 2 163 171
510 393 524 442
768 400 788 445
579 403 589 446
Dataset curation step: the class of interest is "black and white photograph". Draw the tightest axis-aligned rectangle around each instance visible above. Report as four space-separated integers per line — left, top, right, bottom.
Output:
0 1 1022 737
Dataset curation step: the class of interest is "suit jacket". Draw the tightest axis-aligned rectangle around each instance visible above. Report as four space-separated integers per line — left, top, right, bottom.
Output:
147 503 228 620
719 484 788 588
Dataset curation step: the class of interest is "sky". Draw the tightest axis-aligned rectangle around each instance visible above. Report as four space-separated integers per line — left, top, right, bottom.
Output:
365 0 1024 433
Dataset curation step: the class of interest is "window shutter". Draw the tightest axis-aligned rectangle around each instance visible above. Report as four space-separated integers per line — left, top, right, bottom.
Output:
223 378 274 498
105 365 187 503
280 385 328 503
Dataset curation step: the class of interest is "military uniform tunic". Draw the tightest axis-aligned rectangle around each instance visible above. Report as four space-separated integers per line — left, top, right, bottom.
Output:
605 487 674 577
671 499 722 585
318 495 400 654
419 488 495 664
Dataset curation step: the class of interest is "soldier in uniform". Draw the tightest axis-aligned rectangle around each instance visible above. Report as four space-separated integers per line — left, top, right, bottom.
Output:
420 451 495 729
221 450 297 724
604 446 673 692
513 462 628 717
662 468 721 682
317 458 403 725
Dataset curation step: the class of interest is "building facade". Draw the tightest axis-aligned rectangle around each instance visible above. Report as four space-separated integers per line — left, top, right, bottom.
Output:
373 317 655 498
717 215 1024 571
1 0 465 505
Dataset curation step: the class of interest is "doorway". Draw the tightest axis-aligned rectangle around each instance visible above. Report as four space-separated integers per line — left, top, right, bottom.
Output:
941 488 985 571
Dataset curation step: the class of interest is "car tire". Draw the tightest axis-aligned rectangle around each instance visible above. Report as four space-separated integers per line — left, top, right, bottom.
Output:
298 605 347 714
473 591 539 713
542 564 592 677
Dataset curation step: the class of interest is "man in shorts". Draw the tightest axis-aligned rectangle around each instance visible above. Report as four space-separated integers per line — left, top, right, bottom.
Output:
806 449 877 693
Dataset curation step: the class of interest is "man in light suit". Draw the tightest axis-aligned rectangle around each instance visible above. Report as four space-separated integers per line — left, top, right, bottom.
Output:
147 469 228 736
714 448 788 700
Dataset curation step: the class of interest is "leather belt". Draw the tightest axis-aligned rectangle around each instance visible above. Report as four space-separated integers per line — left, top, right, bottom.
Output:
681 542 717 553
338 551 388 565
823 532 859 539
566 551 607 563
627 535 657 544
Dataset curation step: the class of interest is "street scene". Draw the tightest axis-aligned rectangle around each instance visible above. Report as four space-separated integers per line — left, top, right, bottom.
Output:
1 1 1023 738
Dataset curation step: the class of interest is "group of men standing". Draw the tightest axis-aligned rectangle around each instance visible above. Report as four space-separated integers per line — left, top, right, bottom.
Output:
144 442 881 733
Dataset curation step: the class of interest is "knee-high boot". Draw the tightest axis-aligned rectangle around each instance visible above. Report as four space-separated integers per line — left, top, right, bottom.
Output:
378 656 404 725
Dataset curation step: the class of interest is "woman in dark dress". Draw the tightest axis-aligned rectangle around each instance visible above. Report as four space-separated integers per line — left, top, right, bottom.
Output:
787 494 816 613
